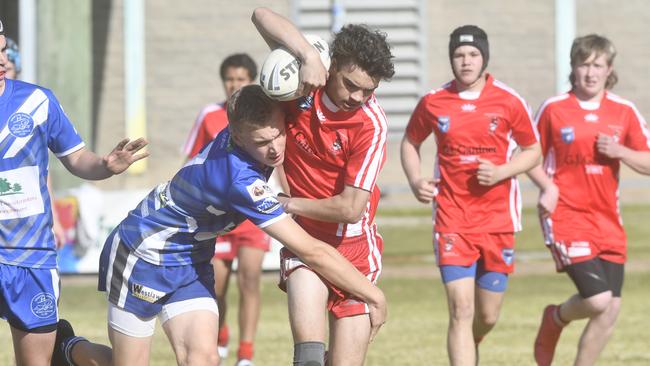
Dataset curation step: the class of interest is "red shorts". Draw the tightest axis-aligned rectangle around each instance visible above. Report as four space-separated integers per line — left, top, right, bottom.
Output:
214 221 270 261
279 228 383 318
540 211 627 272
539 216 626 272
434 232 515 274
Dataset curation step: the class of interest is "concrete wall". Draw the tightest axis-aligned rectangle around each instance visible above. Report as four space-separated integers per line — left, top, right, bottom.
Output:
37 0 649 202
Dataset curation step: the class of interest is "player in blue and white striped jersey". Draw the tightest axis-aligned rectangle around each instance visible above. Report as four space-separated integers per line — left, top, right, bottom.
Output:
53 85 387 366
0 22 148 366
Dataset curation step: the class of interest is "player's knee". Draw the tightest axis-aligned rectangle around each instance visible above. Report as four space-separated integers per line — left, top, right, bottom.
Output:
449 300 474 322
178 344 219 366
475 309 500 328
293 341 326 366
582 291 613 316
237 270 261 293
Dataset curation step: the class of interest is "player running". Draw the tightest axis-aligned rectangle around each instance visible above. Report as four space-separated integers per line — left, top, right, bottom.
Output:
252 7 394 366
400 25 541 365
529 34 650 366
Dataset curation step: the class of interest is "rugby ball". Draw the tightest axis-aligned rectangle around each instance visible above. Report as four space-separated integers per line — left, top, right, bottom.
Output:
259 34 331 101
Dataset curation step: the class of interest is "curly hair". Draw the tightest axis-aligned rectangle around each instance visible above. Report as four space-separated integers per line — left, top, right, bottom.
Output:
330 24 395 80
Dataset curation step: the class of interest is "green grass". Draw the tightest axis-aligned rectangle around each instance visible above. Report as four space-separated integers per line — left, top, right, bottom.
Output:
1 205 649 365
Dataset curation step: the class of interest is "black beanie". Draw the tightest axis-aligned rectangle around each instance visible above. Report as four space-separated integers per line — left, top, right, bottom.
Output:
449 25 489 71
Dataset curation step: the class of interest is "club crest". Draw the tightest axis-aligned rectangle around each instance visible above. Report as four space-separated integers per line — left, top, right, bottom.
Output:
438 116 450 133
560 126 574 144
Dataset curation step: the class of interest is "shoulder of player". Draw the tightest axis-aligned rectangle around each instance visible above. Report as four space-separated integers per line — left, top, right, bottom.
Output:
197 102 227 119
355 96 388 132
490 79 530 107
536 93 571 117
604 92 639 111
11 80 58 104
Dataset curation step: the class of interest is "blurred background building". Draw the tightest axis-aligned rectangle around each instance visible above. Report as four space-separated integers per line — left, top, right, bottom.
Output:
1 0 649 203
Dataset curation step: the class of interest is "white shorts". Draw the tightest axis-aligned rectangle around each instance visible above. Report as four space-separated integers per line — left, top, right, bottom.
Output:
107 297 219 337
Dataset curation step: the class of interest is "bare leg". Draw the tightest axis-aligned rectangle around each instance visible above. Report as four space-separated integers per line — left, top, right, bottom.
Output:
472 286 505 342
287 268 329 343
162 310 220 366
327 313 371 366
108 326 153 366
444 277 476 366
574 297 621 366
10 326 55 366
69 340 113 366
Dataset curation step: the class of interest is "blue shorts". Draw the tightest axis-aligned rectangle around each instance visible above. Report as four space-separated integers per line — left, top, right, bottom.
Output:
98 230 217 318
0 264 59 331
440 261 509 292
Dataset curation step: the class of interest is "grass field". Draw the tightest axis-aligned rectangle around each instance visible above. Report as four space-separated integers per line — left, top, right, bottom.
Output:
1 206 649 365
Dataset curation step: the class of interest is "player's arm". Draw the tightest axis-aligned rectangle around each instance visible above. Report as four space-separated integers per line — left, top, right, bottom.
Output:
401 135 437 204
263 216 386 341
251 7 326 95
477 142 541 186
526 165 559 215
278 184 369 224
597 133 650 175
58 138 148 180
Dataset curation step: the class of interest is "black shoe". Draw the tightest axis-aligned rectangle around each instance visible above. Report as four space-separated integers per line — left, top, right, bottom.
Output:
51 319 75 366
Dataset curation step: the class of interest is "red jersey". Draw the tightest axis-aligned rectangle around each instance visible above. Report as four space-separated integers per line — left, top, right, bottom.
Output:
281 89 387 240
406 74 538 233
537 91 650 249
182 101 258 235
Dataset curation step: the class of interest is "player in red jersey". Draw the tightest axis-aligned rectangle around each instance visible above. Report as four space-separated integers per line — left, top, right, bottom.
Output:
529 34 650 366
182 53 270 366
252 7 394 366
401 25 541 365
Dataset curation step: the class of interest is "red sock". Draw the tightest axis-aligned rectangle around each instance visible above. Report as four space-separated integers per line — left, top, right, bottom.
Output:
218 325 229 347
238 341 254 360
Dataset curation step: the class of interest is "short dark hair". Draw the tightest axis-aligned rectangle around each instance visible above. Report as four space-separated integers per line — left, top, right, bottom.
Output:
220 53 257 81
330 24 395 80
227 85 278 135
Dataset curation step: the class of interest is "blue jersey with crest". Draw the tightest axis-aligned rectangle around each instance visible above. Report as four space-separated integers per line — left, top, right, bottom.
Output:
0 79 84 269
115 129 286 266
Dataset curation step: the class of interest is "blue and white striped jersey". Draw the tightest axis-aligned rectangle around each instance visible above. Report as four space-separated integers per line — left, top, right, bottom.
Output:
0 79 85 269
116 129 286 266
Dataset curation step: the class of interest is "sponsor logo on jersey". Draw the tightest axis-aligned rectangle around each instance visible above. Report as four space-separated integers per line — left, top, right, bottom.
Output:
256 197 281 214
461 103 476 112
584 113 599 122
438 116 450 133
246 179 274 202
441 144 497 156
31 292 56 318
131 283 166 303
0 177 24 197
293 131 316 155
7 112 35 138
502 248 514 266
585 164 604 175
560 126 574 143
298 95 314 110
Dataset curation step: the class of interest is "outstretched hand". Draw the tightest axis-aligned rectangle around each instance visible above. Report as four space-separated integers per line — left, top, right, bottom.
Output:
103 138 149 174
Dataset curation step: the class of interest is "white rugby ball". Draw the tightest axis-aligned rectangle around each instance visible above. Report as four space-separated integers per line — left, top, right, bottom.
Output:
259 34 331 101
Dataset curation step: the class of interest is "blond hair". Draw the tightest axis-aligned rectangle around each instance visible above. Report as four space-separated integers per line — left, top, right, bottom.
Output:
569 34 618 90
